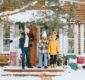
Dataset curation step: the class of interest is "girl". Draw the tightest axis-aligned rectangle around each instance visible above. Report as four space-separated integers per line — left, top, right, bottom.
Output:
48 32 60 68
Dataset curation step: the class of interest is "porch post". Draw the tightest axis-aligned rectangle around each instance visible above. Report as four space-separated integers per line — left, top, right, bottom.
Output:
74 24 78 55
36 26 40 59
80 24 84 55
63 25 68 55
24 23 27 29
59 29 63 55
64 32 68 55
10 23 15 52
0 23 3 53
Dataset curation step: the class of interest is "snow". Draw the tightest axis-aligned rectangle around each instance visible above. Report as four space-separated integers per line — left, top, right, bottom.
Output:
0 65 85 80
53 70 85 80
0 1 38 16
0 76 41 80
8 10 53 23
6 10 67 23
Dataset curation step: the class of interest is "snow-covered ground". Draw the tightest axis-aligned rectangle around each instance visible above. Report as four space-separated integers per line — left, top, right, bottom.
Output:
0 65 85 80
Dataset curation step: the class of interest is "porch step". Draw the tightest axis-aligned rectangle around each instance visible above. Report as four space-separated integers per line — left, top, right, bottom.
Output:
3 67 64 76
4 68 64 72
1 73 61 77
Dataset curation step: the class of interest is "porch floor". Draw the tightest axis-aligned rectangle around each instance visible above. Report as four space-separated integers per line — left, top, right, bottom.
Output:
2 66 64 76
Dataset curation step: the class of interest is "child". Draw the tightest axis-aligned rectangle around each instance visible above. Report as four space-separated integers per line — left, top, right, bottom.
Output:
48 32 60 68
37 31 48 68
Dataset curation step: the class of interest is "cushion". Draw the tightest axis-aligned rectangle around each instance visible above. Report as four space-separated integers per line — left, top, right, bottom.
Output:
69 58 77 64
66 54 78 70
69 63 78 70
77 57 84 64
66 55 77 61
0 55 9 62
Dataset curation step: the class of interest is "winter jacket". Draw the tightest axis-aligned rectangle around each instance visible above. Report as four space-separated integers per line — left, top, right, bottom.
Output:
48 40 60 55
19 33 34 48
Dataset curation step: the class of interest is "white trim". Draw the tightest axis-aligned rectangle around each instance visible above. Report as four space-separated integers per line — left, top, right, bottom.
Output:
63 32 68 55
10 24 15 52
80 24 84 55
2 23 10 53
74 24 78 55
63 25 68 55
2 24 3 53
63 0 85 4
68 24 74 54
10 23 20 52
0 24 3 53
59 29 63 55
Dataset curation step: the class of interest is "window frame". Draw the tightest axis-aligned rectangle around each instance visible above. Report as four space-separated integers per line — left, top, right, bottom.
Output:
2 25 10 53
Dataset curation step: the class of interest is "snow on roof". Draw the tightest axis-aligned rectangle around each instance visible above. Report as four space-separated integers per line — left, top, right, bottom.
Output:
7 10 53 23
0 6 28 16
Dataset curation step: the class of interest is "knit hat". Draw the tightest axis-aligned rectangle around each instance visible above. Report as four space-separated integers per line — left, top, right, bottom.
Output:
42 31 47 38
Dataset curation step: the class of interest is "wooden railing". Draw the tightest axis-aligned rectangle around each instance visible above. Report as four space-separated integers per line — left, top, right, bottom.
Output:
0 54 10 66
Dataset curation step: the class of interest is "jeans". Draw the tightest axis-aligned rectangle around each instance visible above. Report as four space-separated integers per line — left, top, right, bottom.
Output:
21 47 31 68
38 53 48 67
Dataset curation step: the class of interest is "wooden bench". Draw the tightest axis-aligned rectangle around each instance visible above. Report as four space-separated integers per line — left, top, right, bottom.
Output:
0 54 10 66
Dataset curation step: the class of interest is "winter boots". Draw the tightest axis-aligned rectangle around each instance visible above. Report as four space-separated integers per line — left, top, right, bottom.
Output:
50 64 57 68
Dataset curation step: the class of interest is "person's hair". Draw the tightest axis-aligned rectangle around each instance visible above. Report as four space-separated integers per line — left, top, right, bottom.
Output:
21 32 25 36
51 32 57 38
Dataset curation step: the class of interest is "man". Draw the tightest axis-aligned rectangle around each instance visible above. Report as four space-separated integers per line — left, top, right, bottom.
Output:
19 28 33 69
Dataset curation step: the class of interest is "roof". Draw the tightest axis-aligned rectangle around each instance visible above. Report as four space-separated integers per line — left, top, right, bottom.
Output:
7 10 53 23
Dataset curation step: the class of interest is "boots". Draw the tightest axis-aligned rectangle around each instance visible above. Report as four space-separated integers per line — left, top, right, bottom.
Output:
53 64 57 68
50 64 53 68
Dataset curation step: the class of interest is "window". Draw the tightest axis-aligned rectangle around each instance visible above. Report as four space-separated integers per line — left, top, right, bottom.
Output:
68 39 74 53
84 26 85 53
68 26 74 53
3 25 10 52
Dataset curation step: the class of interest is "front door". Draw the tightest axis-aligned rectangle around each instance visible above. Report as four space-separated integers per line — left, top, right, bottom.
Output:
29 25 37 66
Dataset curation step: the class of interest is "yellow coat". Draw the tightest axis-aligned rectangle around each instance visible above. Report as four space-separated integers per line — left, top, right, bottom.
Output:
48 40 60 55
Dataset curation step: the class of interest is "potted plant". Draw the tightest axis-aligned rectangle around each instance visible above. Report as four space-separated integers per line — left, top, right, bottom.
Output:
57 57 62 66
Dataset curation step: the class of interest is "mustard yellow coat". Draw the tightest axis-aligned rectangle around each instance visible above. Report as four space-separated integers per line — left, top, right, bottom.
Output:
48 40 60 55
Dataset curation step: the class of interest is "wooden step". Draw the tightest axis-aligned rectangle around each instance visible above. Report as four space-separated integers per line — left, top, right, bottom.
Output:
4 68 64 72
1 73 61 77
3 68 64 77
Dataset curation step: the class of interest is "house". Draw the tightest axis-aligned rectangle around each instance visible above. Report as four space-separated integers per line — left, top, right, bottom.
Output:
0 0 85 66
